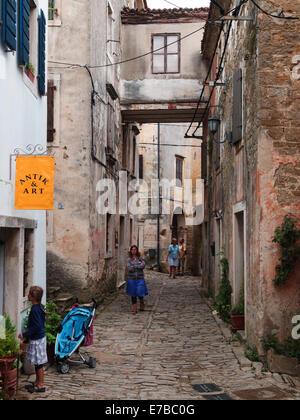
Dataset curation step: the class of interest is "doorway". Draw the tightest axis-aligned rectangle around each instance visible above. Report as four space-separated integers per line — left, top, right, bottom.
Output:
233 203 246 307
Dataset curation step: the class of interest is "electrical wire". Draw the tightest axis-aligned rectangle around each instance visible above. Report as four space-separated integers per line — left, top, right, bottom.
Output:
49 25 207 70
161 0 181 8
191 17 234 137
139 143 202 147
185 1 252 137
250 0 299 20
48 3 244 70
186 0 298 138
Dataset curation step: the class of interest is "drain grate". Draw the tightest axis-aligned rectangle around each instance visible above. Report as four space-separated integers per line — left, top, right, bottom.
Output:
192 384 222 393
204 393 235 401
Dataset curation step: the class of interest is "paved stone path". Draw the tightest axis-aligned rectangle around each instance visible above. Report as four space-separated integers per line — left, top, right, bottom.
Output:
18 272 299 400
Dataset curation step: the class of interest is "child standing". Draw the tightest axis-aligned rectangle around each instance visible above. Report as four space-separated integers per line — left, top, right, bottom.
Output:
19 286 48 393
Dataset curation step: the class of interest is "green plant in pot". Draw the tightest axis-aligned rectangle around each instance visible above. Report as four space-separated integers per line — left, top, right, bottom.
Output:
214 252 232 323
0 315 20 360
0 316 20 400
45 302 61 364
231 288 245 331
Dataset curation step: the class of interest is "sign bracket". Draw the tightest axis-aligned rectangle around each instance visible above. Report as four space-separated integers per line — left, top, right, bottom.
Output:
9 144 54 181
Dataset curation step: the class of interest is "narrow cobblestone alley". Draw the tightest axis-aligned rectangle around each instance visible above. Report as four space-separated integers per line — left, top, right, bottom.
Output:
19 272 299 401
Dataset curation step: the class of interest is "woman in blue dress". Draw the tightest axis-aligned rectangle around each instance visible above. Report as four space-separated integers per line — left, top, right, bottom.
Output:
126 245 148 315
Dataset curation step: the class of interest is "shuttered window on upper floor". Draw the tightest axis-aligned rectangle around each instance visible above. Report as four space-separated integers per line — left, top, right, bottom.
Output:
1 0 17 51
232 68 243 145
38 9 46 95
18 0 30 67
47 80 56 141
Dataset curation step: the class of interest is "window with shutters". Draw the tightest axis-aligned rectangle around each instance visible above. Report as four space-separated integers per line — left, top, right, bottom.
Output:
132 135 136 175
19 0 43 94
122 125 129 170
175 156 184 187
232 69 243 145
201 141 207 181
47 80 56 142
152 34 181 74
46 75 60 145
139 155 144 180
18 0 31 68
106 213 113 258
107 98 115 153
1 0 17 51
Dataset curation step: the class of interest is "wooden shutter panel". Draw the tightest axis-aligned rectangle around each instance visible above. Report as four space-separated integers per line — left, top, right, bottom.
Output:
2 0 17 51
201 141 207 181
232 69 243 144
139 155 143 180
38 9 46 95
18 0 30 67
47 80 56 142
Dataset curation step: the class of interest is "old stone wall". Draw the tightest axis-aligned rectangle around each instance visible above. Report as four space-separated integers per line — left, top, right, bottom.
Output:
254 0 300 344
203 0 300 350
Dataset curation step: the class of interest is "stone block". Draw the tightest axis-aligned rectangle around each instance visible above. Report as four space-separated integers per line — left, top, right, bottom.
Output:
267 349 300 377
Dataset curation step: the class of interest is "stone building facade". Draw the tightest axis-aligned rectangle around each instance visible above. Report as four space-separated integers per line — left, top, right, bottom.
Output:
47 0 147 300
201 0 300 351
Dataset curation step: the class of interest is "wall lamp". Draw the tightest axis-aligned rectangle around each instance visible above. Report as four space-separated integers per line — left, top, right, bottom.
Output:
208 115 221 136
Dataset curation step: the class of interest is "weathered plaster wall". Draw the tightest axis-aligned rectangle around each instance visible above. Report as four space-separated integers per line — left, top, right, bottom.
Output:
121 22 207 104
47 0 91 292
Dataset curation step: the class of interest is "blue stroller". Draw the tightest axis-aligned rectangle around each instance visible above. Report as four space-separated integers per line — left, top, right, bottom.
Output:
55 299 97 374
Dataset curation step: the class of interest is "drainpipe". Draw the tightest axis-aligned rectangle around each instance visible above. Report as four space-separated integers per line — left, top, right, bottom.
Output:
157 123 161 272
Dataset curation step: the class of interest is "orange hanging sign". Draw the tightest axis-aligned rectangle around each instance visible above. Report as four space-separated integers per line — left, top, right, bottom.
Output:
15 156 55 210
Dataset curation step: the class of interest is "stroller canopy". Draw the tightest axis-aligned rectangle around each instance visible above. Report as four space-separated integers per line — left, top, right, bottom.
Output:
55 307 94 360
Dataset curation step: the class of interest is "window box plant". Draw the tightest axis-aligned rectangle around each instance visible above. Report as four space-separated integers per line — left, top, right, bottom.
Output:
24 63 36 83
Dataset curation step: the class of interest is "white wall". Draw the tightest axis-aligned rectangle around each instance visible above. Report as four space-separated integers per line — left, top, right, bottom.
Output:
0 0 48 324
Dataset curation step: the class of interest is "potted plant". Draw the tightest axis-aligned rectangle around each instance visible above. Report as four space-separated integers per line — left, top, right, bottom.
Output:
231 289 245 331
24 62 35 83
5 360 18 400
0 315 20 400
214 253 232 323
45 302 61 365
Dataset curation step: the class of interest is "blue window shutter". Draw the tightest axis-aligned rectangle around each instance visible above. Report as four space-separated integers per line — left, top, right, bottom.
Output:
2 0 17 51
18 0 30 67
38 9 46 95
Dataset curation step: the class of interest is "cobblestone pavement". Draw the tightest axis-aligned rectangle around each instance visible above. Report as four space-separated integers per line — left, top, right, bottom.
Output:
18 271 300 400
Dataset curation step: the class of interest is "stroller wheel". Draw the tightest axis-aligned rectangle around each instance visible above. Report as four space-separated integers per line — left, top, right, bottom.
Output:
57 362 70 374
87 357 97 369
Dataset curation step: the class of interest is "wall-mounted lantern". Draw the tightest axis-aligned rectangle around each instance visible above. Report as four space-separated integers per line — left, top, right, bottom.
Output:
208 115 221 136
